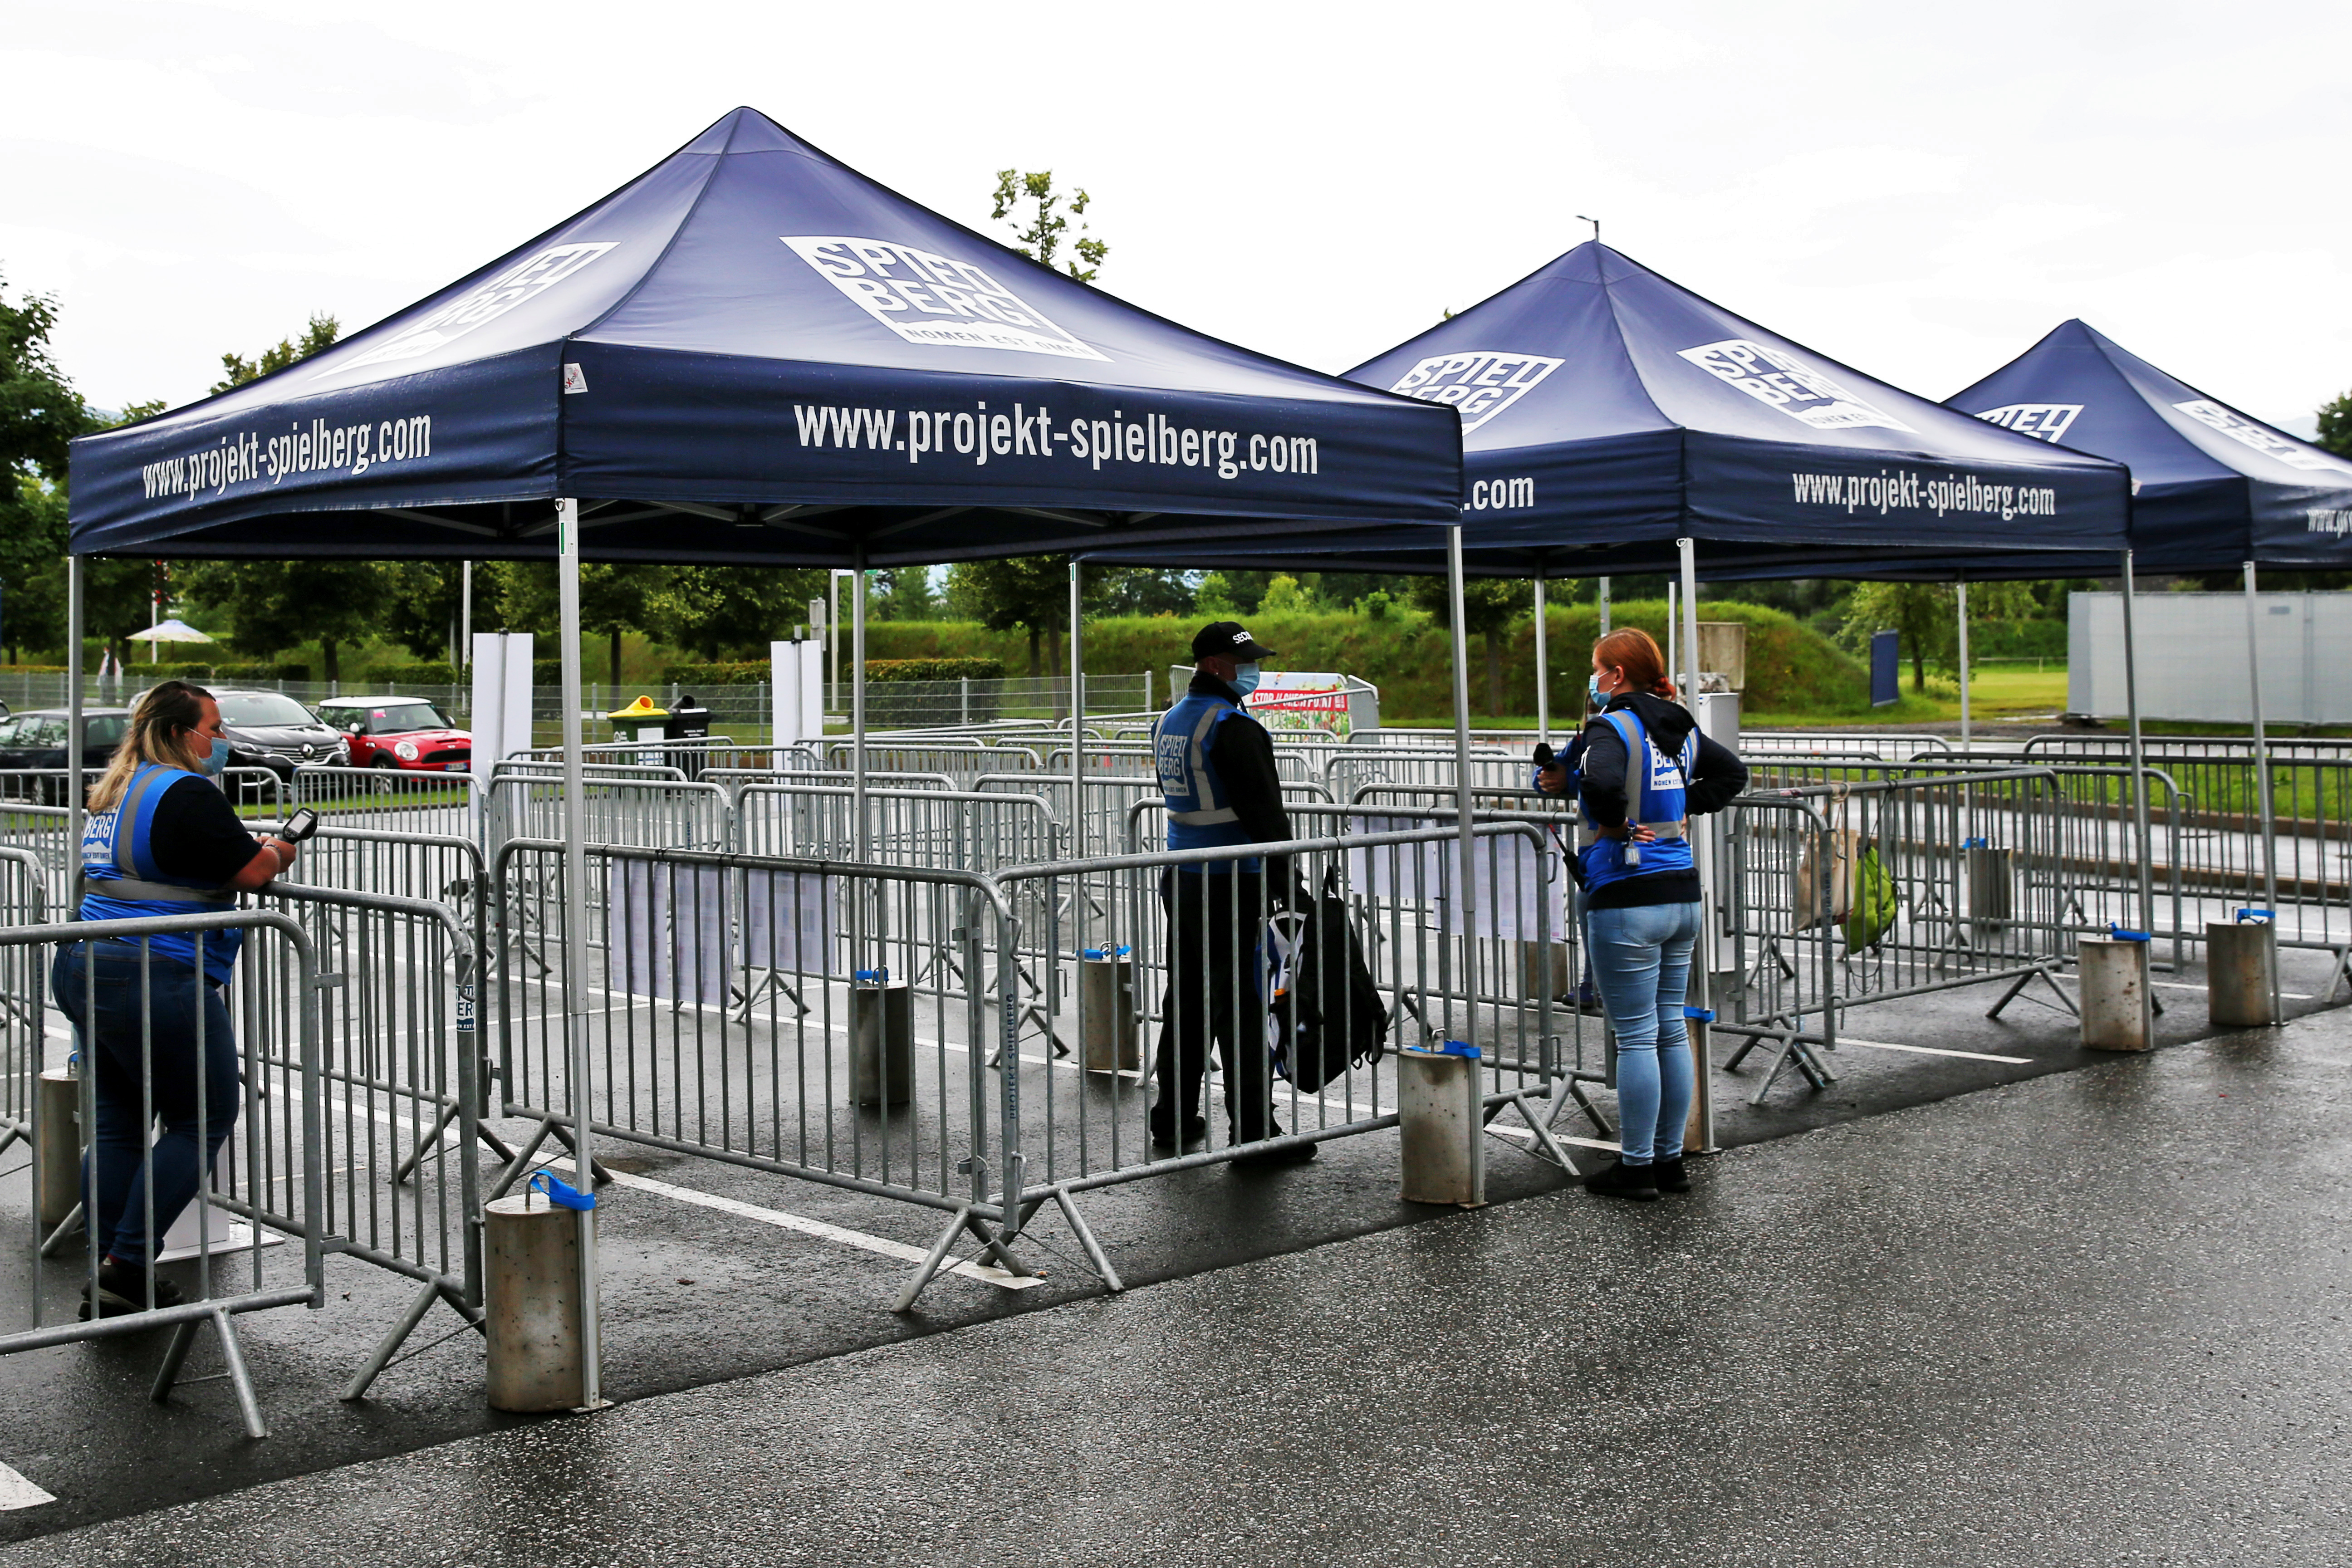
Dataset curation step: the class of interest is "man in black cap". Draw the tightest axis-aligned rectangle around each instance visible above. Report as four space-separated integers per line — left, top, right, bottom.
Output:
1148 621 1311 1166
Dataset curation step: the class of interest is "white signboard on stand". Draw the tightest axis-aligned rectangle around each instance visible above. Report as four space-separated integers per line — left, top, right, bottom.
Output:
470 632 534 836
769 639 824 753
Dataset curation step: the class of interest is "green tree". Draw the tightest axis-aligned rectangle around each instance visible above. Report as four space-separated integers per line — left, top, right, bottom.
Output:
1409 575 1531 715
1838 580 2036 693
943 557 1101 674
644 564 827 661
1259 573 1313 613
2318 388 2352 458
870 567 939 622
211 312 340 394
376 562 468 665
0 274 99 661
1094 568 1195 617
490 561 660 680
180 559 377 681
1191 569 1272 617
990 170 1108 282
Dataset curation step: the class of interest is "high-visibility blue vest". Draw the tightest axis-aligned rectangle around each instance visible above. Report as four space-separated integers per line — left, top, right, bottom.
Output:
1576 708 1698 893
1155 688 1257 873
80 761 241 983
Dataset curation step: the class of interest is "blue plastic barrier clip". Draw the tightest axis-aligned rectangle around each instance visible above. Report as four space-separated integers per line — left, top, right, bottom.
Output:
1436 1039 1482 1060
853 967 891 985
2234 909 2275 925
528 1169 597 1211
1683 1007 1716 1022
1961 837 1989 850
2108 925 2152 943
1079 945 1132 961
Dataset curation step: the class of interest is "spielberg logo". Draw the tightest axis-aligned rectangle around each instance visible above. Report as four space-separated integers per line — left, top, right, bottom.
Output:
783 236 1107 361
326 243 618 376
1677 339 1914 433
1388 352 1563 432
2171 400 2341 473
1973 403 2083 444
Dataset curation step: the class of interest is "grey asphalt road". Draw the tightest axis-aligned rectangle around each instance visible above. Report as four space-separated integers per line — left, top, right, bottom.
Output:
8 986 2348 1566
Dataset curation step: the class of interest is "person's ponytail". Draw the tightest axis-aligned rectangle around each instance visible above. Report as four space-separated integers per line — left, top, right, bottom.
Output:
1591 628 1675 700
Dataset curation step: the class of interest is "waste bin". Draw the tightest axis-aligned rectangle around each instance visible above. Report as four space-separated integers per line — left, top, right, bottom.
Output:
607 694 669 769
665 694 711 779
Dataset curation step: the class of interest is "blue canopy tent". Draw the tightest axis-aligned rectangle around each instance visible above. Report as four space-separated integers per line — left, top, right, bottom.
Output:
1087 243 2136 1140
1940 319 2352 932
65 107 1463 1379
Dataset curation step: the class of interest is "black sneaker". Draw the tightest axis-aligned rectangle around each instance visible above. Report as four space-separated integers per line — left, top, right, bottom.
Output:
79 1259 186 1320
1148 1113 1208 1148
1648 1156 1691 1194
1582 1157 1659 1202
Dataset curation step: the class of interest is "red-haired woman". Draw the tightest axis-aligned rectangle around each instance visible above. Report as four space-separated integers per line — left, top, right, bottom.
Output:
1541 629 1747 1200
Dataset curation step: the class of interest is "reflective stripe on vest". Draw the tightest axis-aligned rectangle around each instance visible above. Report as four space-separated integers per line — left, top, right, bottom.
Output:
1156 690 1255 864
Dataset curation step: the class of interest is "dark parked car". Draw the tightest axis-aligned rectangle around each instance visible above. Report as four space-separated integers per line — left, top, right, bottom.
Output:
216 689 349 782
0 708 130 802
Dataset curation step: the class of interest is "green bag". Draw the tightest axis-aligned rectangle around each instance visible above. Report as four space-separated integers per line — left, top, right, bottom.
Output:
1842 844 1898 950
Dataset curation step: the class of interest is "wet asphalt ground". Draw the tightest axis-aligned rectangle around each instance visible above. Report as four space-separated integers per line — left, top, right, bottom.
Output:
2 943 2347 1563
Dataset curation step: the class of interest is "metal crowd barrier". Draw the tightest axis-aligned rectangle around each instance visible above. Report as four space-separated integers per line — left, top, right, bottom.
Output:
1717 768 2078 1102
734 783 1062 871
254 881 488 1398
2011 734 2352 990
484 822 1579 1310
0 910 324 1438
294 763 474 843
489 837 1027 1304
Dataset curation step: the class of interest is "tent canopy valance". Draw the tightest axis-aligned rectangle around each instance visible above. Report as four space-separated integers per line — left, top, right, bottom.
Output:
68 108 1460 567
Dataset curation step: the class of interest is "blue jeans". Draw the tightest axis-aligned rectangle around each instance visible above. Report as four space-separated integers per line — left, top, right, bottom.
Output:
51 942 240 1266
1583 900 1700 1165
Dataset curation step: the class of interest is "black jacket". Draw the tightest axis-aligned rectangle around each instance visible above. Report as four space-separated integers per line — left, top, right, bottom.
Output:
1188 670 1292 880
1567 691 1749 910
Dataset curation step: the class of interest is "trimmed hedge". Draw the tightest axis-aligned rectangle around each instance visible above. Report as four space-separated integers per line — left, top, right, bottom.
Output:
148 662 216 679
214 662 309 682
863 657 1004 682
659 661 768 686
372 662 461 686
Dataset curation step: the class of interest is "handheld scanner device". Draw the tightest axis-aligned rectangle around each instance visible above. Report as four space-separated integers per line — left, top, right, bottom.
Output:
281 807 322 843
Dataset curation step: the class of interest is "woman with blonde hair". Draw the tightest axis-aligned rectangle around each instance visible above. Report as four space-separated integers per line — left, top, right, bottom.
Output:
1539 629 1746 1201
56 680 298 1318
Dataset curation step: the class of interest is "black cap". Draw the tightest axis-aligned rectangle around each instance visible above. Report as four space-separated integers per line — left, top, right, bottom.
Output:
1191 621 1275 662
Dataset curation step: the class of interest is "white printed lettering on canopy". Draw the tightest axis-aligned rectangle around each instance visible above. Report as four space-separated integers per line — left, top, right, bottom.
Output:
783 236 1108 361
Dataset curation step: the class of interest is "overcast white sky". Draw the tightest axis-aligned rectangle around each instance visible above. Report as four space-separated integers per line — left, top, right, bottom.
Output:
4 0 2346 432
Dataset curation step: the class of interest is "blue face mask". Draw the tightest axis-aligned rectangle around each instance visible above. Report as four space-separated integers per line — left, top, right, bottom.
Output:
199 736 230 777
1588 672 1608 705
1230 662 1262 697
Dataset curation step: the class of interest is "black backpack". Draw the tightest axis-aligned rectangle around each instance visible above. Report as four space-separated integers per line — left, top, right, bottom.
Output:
1265 870 1391 1093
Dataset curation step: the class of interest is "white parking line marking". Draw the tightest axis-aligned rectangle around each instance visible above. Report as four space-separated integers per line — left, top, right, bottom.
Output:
527 1155 1039 1291
0 1462 55 1511
2149 980 2314 999
1488 1124 1617 1152
312 1088 1033 1293
1838 1038 2033 1064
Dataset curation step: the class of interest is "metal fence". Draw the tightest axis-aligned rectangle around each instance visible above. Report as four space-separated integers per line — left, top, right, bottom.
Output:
0 910 325 1437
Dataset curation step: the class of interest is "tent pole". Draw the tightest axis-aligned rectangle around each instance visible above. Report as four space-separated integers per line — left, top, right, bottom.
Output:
1443 525 1484 1203
1532 570 1549 747
853 549 868 862
2120 551 2155 953
1068 559 1084 859
460 561 472 671
1956 581 1971 750
68 555 84 898
554 495 603 1409
1598 577 1611 637
1678 537 1715 1155
2244 560 2278 926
